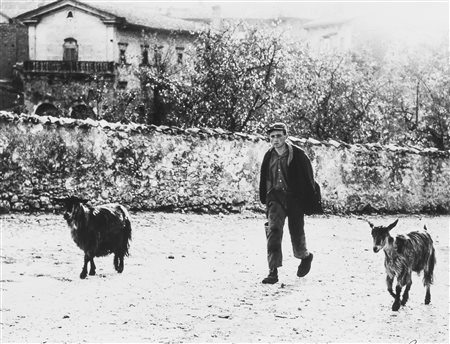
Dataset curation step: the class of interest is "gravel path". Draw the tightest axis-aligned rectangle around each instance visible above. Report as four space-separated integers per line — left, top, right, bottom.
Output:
1 213 448 343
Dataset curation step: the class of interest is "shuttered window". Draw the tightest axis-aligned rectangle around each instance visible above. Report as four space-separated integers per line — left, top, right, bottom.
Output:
63 38 78 61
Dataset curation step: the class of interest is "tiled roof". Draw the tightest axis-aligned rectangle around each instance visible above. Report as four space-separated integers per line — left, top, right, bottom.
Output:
1 111 448 156
91 2 205 32
14 0 204 33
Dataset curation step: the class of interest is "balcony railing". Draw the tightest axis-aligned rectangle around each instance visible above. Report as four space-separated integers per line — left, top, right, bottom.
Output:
23 60 115 75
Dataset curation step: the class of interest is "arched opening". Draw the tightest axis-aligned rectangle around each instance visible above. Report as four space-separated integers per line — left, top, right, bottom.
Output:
69 104 96 119
34 103 60 117
63 38 78 61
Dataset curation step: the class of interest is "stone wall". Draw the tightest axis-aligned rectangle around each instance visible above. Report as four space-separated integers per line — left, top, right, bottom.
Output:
21 74 115 117
0 21 28 81
0 21 28 110
0 111 449 214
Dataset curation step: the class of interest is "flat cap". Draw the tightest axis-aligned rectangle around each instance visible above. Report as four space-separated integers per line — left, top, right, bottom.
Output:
266 122 288 134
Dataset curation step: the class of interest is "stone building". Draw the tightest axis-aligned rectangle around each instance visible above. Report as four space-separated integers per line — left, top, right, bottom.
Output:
14 0 202 120
0 12 28 110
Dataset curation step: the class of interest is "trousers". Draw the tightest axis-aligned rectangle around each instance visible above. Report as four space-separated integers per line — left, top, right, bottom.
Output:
265 190 309 270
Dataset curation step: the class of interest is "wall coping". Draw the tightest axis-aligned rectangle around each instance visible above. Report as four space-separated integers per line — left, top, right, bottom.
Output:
1 111 448 157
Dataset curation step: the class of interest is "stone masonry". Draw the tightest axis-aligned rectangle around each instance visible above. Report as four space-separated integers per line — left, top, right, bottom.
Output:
0 111 449 214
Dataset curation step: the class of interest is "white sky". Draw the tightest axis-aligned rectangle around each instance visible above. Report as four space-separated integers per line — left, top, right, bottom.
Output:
99 0 449 36
134 0 450 44
1 0 449 45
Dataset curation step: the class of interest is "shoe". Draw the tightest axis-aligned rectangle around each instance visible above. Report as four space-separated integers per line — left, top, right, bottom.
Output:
297 253 313 277
262 268 278 284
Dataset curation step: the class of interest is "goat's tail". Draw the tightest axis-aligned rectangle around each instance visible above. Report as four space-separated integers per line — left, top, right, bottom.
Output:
423 246 436 286
124 217 132 257
119 205 132 257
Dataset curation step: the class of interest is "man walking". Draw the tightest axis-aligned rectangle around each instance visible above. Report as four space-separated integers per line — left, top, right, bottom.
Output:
259 122 319 284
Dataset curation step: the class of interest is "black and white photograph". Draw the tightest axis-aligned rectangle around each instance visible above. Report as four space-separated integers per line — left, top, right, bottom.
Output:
0 0 449 342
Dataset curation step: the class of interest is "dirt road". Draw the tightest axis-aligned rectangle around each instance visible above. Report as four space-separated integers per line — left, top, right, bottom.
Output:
1 213 448 343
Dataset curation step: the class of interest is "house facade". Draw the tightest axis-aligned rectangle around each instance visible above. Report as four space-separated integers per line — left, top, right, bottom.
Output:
303 17 354 54
15 0 201 119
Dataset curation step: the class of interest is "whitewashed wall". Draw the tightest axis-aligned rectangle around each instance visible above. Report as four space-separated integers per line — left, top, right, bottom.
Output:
32 8 111 61
0 112 449 214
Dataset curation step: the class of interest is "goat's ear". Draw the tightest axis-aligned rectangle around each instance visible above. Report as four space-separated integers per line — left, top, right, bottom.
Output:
387 219 399 231
367 220 374 229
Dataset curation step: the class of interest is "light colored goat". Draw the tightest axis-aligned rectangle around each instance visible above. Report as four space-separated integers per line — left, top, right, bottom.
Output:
369 219 436 311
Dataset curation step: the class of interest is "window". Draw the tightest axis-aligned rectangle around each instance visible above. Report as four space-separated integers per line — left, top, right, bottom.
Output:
118 42 128 64
63 38 78 61
321 32 337 51
154 45 163 65
117 81 128 89
176 47 185 65
141 44 149 65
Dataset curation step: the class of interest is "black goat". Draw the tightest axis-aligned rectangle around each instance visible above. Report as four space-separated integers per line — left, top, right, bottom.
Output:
369 219 436 311
56 196 132 279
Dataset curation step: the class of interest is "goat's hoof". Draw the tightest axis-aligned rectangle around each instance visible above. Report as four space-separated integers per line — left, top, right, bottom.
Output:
425 298 431 305
392 302 401 311
401 298 408 306
89 270 96 276
80 272 87 279
116 267 124 273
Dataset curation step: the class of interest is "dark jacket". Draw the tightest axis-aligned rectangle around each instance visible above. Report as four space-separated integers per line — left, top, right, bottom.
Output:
259 143 322 215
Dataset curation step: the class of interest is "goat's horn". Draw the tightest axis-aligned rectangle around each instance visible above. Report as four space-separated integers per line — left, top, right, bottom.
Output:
363 218 375 228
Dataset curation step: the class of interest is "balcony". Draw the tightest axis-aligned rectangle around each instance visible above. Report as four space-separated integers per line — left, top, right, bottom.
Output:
23 61 115 75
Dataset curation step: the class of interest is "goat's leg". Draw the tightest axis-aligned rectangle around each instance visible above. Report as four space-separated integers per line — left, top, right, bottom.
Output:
424 247 435 305
115 254 124 273
114 253 124 273
119 256 124 273
80 254 89 279
401 280 412 306
114 254 120 271
397 270 412 306
89 258 96 276
392 285 402 311
425 285 431 305
386 275 396 299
